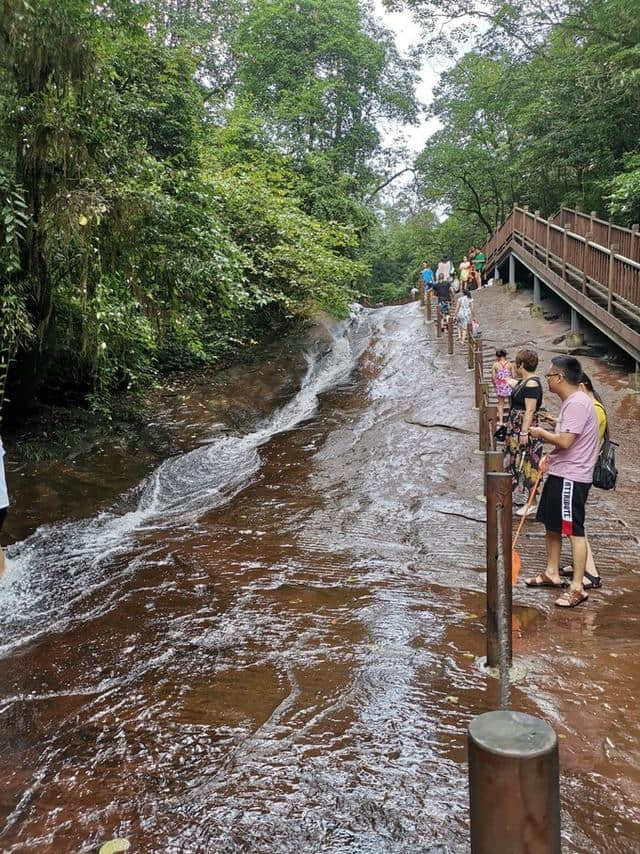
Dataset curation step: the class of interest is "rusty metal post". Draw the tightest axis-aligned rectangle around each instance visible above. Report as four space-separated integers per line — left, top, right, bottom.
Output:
478 387 491 452
468 710 561 854
474 347 482 409
435 302 442 337
485 471 512 668
447 312 454 354
426 288 432 322
607 243 618 313
484 449 503 497
486 404 498 451
478 394 486 452
467 323 474 370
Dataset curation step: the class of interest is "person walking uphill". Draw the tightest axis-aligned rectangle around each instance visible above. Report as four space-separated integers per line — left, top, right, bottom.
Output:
525 356 600 608
420 262 434 293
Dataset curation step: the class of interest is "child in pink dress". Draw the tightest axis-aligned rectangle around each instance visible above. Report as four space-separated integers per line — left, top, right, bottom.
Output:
492 349 513 436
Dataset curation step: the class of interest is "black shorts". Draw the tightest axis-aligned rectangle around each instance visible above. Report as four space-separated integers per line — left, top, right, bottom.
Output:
536 474 590 537
0 507 6 532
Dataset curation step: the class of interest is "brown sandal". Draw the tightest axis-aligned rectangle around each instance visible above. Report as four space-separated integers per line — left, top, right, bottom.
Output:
555 589 589 608
525 572 564 588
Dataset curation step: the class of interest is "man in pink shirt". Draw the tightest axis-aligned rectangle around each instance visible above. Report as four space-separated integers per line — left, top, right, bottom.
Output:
524 356 599 607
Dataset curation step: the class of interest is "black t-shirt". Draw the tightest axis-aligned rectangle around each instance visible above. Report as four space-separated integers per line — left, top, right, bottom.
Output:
511 376 543 411
435 280 451 301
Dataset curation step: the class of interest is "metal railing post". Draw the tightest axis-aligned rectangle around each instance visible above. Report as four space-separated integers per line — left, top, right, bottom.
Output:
485 471 512 668
468 710 561 854
484 449 503 497
474 339 483 409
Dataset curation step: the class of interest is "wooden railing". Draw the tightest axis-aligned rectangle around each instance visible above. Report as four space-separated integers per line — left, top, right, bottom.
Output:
483 206 640 338
550 207 640 264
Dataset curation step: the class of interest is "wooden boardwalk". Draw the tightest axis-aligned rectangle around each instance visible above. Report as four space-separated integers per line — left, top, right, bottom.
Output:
483 206 640 363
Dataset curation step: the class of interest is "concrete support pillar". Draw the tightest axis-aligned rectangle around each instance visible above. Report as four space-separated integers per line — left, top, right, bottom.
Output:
509 254 515 285
530 274 543 317
628 362 640 393
566 308 584 348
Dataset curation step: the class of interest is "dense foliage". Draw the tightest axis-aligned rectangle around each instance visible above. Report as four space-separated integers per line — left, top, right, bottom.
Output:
369 0 640 298
3 0 639 411
0 0 416 416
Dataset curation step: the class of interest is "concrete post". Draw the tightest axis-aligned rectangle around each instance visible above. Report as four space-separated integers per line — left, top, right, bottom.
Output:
426 289 432 323
508 253 515 285
566 309 584 348
468 710 561 854
533 275 541 304
435 302 442 338
447 313 454 355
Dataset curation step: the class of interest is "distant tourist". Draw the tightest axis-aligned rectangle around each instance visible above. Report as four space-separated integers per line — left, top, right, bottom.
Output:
455 288 474 343
474 249 485 287
436 255 454 281
421 262 434 292
0 436 8 578
459 255 471 286
526 356 600 608
491 349 513 438
434 273 453 331
503 348 544 516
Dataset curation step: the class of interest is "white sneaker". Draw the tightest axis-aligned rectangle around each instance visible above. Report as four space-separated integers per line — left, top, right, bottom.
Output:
516 503 538 517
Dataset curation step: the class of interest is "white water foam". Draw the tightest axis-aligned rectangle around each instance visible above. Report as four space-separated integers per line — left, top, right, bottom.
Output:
0 308 371 656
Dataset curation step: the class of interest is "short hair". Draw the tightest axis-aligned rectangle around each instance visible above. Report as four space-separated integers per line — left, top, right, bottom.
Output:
552 355 582 385
496 348 507 358
515 348 538 372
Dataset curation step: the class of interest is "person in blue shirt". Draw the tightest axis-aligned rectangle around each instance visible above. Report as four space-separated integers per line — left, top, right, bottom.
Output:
420 261 434 292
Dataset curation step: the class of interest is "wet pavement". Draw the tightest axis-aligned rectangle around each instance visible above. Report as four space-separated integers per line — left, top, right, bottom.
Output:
1 291 640 852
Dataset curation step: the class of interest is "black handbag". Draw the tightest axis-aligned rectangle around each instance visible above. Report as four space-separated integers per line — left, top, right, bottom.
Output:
592 427 618 490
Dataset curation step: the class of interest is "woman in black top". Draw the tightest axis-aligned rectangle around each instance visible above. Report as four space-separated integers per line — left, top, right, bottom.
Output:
503 348 544 514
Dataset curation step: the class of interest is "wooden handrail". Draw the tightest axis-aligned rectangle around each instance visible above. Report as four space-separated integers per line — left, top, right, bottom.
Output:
482 206 640 342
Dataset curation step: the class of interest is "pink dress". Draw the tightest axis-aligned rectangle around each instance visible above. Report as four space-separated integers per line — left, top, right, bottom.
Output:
494 362 512 398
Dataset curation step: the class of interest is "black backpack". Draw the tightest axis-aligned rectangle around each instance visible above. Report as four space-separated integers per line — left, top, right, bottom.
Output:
592 426 618 490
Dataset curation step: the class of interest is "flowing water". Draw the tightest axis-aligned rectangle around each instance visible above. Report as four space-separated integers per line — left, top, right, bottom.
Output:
1 296 640 852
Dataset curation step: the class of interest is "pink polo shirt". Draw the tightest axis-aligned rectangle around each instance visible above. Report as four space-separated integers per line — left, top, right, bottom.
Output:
549 390 599 483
